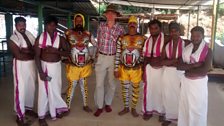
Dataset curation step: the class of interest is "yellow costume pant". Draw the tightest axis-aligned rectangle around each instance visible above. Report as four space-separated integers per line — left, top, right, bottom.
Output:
66 64 92 109
66 64 92 82
118 65 142 109
118 65 142 84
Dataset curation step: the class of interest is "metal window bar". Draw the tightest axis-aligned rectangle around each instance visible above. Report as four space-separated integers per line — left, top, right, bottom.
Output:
0 40 9 76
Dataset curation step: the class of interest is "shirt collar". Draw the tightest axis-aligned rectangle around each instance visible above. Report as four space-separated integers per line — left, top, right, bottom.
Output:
104 22 119 29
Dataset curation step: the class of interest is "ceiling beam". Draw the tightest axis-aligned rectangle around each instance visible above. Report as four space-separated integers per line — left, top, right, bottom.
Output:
108 0 211 7
18 0 73 13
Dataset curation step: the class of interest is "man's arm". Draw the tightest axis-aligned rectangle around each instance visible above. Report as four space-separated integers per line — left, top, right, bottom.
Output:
177 58 202 71
151 57 163 67
42 36 70 57
96 24 102 47
185 49 212 77
139 37 147 64
95 24 102 59
150 43 166 67
8 40 32 60
161 43 179 67
162 58 179 67
120 25 125 36
59 36 70 57
34 37 47 81
114 37 122 78
183 39 191 46
164 35 171 46
160 42 171 66
143 56 162 66
90 33 97 47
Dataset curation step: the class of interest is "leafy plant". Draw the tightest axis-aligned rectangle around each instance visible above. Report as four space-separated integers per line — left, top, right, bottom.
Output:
217 31 224 44
96 3 107 16
219 3 224 16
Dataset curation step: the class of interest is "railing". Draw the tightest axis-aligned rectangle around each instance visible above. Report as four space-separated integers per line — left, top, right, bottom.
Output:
0 39 11 76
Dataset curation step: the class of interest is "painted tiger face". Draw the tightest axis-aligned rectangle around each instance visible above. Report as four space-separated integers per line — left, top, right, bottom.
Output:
71 46 89 66
121 48 140 67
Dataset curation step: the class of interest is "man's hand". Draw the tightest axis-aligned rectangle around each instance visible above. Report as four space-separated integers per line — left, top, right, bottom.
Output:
63 51 71 57
88 58 94 64
185 71 196 78
193 62 203 68
114 71 120 78
44 46 59 54
161 60 172 66
185 71 190 77
95 52 99 59
94 52 99 63
142 60 149 71
176 61 186 70
62 59 71 64
169 59 179 67
21 47 34 54
150 60 161 67
39 72 48 81
149 57 161 67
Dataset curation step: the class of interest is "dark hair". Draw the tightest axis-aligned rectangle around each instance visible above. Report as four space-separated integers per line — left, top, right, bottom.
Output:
44 16 58 25
169 21 180 31
15 17 26 24
191 26 204 36
75 15 82 19
148 19 162 28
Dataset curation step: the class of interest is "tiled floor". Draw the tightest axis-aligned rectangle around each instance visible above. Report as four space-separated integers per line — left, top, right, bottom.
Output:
0 66 224 126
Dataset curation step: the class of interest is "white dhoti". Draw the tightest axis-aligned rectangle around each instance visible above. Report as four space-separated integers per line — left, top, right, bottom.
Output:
13 59 36 119
143 64 165 115
162 67 182 121
178 76 208 126
38 61 68 120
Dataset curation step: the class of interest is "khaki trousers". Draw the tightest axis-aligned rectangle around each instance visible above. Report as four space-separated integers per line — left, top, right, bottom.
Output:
94 54 116 109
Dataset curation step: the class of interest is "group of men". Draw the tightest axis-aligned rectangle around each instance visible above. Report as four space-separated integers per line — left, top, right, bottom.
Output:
9 4 212 126
10 16 70 126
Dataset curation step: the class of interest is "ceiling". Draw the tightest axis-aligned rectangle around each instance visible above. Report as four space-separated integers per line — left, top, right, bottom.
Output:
0 0 223 17
0 0 98 17
103 0 224 10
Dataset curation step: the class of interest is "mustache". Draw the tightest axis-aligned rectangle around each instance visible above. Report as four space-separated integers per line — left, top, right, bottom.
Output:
76 24 82 28
74 25 84 32
129 25 136 28
19 28 25 31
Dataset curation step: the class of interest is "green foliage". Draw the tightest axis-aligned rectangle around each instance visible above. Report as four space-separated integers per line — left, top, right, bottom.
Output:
170 10 177 14
217 3 224 43
121 6 142 14
158 9 176 14
217 31 224 43
96 3 107 15
219 3 224 16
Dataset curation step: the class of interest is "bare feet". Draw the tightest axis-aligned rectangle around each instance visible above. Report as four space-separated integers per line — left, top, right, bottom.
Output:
161 120 171 126
131 108 139 117
159 115 165 122
56 113 63 119
62 110 70 116
83 106 93 113
56 110 70 118
143 113 153 121
16 117 29 126
25 110 38 118
118 107 129 116
39 119 48 126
